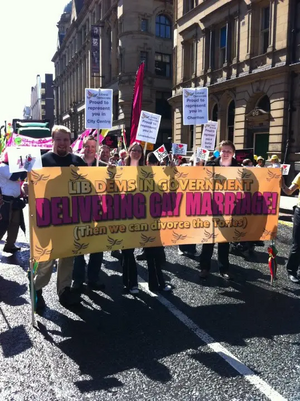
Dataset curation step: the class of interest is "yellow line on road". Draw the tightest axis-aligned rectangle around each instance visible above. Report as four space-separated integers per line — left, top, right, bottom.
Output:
278 220 293 227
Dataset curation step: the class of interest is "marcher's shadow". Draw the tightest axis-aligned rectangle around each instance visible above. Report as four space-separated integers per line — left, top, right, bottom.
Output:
0 275 28 306
36 287 186 394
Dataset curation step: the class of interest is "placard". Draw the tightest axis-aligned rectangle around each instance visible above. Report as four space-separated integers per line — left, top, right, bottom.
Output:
281 164 291 176
7 147 42 173
172 143 187 156
183 87 208 126
136 111 161 144
154 145 168 161
196 148 210 161
201 121 218 150
85 88 113 129
235 148 254 164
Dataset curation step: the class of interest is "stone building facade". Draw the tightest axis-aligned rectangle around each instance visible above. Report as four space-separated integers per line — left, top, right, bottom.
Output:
52 0 173 144
170 0 300 170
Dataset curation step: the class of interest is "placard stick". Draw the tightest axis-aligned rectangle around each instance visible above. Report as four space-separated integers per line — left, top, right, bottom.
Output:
144 142 148 157
193 125 197 166
96 128 100 166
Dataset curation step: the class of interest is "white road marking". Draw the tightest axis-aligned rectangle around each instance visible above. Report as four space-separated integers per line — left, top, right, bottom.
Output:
139 281 287 401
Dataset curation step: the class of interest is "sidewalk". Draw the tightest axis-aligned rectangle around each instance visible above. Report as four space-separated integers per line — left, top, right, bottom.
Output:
279 195 298 214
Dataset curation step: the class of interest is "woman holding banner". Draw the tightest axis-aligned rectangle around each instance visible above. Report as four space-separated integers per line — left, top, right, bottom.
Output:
282 173 300 283
199 140 239 280
122 142 145 294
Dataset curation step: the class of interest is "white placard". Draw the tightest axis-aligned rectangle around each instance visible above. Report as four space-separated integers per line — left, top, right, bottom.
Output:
7 147 42 173
196 147 210 161
183 87 208 126
136 111 161 144
172 143 187 155
154 145 168 162
281 164 291 176
201 121 218 150
85 88 113 129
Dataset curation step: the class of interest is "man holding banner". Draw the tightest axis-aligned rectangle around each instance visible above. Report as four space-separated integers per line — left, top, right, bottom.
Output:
0 152 27 253
72 135 105 292
33 125 86 311
199 140 239 280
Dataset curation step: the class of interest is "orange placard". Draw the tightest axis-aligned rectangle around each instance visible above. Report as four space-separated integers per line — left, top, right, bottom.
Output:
28 166 281 261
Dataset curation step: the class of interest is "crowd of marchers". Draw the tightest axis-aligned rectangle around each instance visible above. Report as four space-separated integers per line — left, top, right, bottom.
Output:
0 124 300 314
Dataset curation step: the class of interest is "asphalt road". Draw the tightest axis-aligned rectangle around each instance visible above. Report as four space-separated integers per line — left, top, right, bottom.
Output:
0 211 300 401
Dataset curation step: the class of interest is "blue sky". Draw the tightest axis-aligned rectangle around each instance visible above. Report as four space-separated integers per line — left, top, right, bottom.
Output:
0 0 68 125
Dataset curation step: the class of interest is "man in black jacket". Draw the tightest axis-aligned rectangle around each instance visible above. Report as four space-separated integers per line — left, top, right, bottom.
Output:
199 140 239 280
32 125 86 311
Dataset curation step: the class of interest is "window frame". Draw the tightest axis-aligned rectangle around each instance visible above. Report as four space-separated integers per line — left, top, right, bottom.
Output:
155 52 172 78
155 14 172 39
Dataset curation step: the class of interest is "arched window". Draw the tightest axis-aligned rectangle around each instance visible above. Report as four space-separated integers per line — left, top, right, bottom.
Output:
212 104 218 122
156 14 172 39
257 95 270 112
227 100 235 142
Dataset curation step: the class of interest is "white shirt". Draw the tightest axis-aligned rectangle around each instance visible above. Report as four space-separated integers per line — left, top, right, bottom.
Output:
0 163 21 197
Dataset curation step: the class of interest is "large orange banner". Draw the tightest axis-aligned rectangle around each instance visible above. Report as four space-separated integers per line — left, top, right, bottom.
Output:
28 166 281 262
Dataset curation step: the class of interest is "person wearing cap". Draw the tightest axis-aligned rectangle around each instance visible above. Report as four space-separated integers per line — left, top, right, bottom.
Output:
281 172 300 283
268 155 281 168
256 156 265 167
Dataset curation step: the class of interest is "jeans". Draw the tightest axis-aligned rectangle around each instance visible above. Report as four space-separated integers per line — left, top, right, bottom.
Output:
73 252 103 284
286 206 300 276
199 243 230 273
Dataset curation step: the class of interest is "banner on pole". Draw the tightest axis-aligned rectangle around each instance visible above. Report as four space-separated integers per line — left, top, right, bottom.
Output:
172 143 187 156
201 121 218 151
182 87 208 126
85 88 113 129
28 166 280 262
136 111 161 144
8 147 42 173
6 134 52 149
91 26 100 76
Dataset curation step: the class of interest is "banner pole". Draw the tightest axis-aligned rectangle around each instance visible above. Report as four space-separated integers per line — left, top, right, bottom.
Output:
30 259 35 327
96 128 100 167
27 180 36 327
193 124 197 166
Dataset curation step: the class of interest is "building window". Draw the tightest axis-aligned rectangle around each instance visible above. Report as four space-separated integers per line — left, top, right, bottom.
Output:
183 0 198 14
155 53 171 77
155 15 171 39
140 51 148 70
212 104 218 122
219 26 227 66
183 41 195 80
141 19 148 32
227 100 235 142
113 94 119 121
261 6 270 53
155 91 172 119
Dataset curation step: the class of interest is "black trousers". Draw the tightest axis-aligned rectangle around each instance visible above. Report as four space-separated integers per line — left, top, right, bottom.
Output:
286 206 300 276
199 243 230 273
122 249 138 289
145 247 166 290
179 244 196 253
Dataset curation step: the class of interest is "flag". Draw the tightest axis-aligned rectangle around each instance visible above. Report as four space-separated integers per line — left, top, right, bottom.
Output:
129 62 145 145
